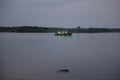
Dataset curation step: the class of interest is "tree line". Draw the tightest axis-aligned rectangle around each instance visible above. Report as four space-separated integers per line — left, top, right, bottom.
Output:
0 26 120 33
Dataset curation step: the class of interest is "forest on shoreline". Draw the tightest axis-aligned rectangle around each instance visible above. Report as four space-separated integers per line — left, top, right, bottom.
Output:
0 26 120 33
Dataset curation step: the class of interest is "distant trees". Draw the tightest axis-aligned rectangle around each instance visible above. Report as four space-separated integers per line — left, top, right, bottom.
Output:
0 26 49 33
0 26 120 33
87 28 112 33
15 26 49 32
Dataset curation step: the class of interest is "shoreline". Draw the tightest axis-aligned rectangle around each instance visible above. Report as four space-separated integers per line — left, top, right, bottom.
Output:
0 26 120 33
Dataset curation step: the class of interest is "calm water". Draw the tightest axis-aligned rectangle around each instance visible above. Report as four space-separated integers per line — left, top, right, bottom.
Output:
0 33 120 80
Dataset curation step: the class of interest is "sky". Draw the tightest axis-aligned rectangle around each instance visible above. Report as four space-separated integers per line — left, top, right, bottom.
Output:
0 0 120 28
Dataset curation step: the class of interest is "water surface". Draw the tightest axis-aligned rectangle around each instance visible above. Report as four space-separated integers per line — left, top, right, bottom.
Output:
0 33 120 80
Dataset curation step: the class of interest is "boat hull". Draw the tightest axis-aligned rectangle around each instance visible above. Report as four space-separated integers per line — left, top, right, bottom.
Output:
55 33 72 36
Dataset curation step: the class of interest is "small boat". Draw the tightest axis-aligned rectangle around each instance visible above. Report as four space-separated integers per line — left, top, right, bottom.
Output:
55 31 72 36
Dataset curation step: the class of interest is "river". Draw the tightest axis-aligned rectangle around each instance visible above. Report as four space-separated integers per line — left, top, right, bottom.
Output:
0 33 120 80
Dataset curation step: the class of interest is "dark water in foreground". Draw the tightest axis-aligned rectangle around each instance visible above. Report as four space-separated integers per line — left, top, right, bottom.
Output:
0 33 120 80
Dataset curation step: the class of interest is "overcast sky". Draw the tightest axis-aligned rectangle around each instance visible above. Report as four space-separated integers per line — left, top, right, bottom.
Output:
0 0 120 28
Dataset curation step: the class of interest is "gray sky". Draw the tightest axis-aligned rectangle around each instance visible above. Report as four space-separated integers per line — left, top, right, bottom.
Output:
0 0 120 28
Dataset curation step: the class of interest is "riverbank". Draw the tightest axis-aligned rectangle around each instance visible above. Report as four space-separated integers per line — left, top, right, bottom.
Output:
0 26 120 33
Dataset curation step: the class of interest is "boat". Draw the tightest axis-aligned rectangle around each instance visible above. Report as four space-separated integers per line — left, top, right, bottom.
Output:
55 31 72 36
